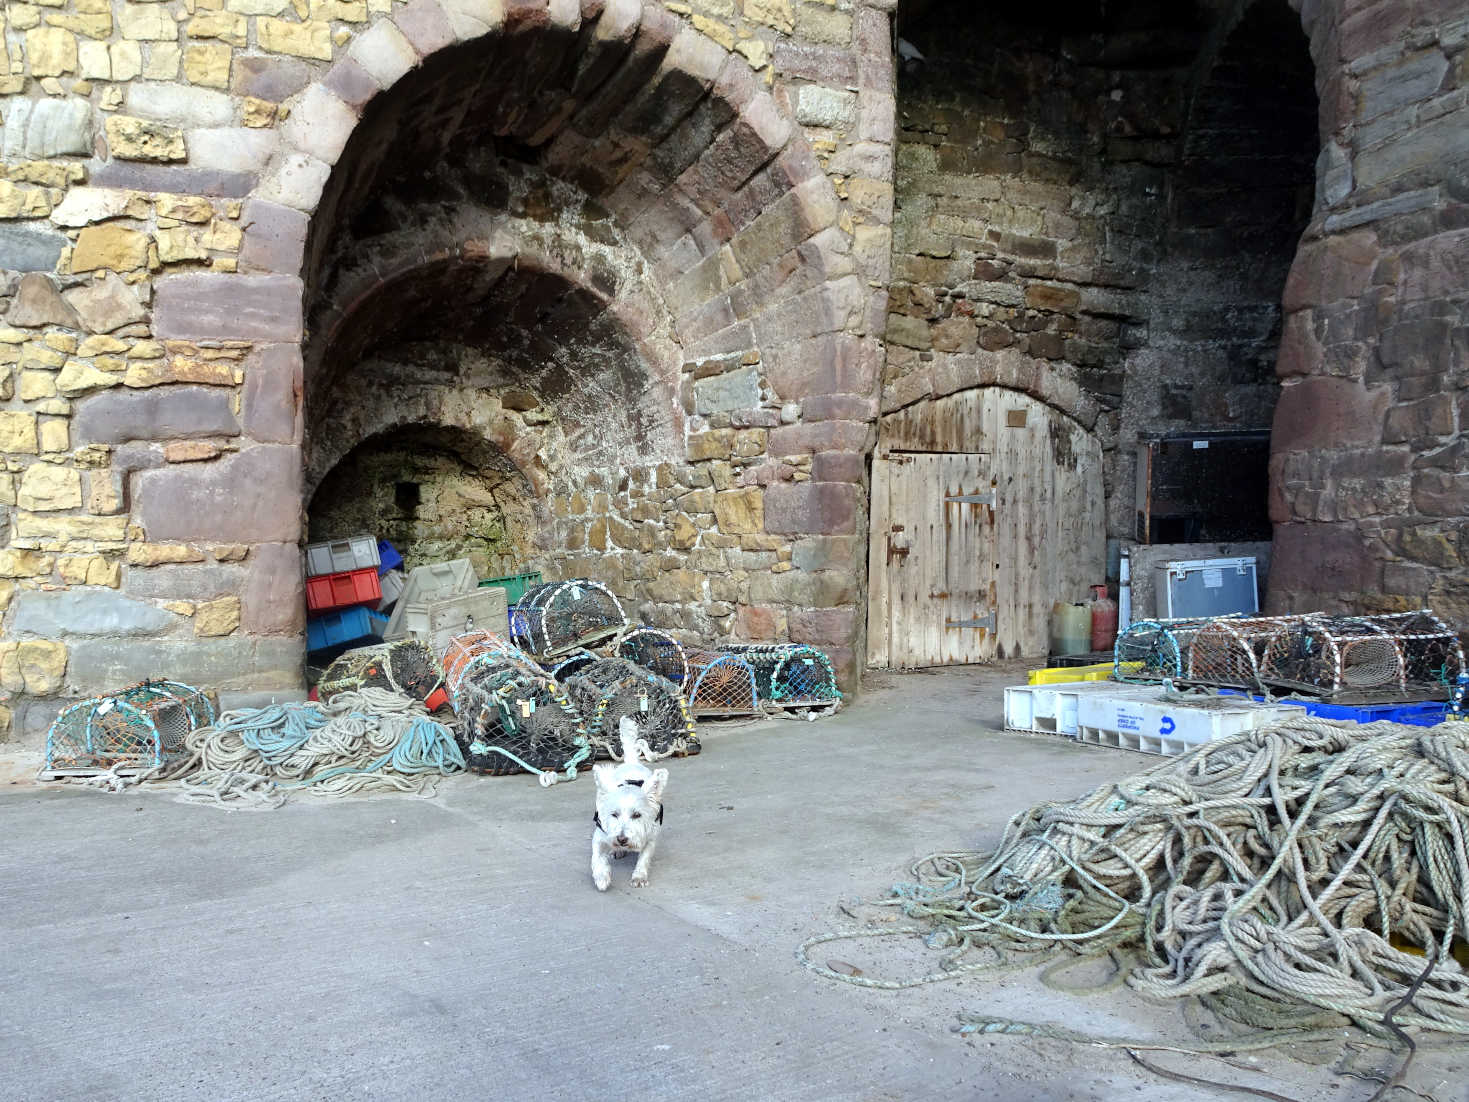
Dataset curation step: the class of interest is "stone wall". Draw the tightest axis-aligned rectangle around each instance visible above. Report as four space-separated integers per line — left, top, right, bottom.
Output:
0 0 898 744
888 0 1318 539
2 0 1467 746
1267 0 1469 626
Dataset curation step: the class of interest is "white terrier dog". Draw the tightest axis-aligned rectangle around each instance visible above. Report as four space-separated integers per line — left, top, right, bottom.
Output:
591 717 668 891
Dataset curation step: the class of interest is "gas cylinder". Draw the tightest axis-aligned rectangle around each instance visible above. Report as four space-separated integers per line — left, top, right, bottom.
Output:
1050 601 1090 656
1090 584 1118 652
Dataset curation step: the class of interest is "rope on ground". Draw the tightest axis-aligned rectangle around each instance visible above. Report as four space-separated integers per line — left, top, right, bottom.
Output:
798 716 1469 1048
147 688 464 808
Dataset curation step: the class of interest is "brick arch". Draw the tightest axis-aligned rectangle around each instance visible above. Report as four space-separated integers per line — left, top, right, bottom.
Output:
235 0 847 371
301 194 687 463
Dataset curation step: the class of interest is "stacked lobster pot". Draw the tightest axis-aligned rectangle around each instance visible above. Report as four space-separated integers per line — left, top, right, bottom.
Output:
509 580 629 659
441 631 589 780
561 656 699 759
317 639 447 708
682 648 761 718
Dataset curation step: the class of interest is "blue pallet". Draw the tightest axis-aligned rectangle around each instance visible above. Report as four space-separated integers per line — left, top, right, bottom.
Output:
376 540 403 576
307 606 388 655
1218 690 1446 727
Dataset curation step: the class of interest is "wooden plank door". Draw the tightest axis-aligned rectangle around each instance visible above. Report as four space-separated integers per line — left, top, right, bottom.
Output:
871 452 997 668
991 391 1106 659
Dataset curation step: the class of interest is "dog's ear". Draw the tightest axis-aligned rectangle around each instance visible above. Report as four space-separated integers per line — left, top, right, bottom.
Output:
593 763 617 792
645 767 669 802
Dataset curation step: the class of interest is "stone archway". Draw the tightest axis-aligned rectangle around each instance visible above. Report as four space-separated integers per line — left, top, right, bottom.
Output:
145 0 867 681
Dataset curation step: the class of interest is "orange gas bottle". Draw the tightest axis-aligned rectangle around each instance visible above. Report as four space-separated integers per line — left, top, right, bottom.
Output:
1089 584 1118 652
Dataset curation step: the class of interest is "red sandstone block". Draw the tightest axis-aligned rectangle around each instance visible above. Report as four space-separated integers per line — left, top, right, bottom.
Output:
764 482 858 535
767 419 871 457
789 608 856 647
153 273 303 341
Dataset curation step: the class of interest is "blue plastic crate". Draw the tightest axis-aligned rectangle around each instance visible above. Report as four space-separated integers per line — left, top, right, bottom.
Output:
376 540 403 576
307 606 389 655
1218 690 1446 727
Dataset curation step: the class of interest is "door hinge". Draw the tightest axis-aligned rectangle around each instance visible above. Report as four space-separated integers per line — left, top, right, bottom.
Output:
946 613 996 630
944 492 995 506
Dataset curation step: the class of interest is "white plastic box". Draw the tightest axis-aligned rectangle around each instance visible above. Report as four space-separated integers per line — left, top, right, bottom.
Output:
1004 681 1166 736
306 535 381 577
1076 693 1298 756
376 569 405 612
383 558 478 640
401 588 508 656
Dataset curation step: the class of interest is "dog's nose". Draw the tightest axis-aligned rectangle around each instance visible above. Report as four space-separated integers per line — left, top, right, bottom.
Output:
615 835 628 846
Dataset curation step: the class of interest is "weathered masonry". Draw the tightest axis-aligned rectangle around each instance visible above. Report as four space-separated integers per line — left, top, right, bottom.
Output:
1 0 1466 741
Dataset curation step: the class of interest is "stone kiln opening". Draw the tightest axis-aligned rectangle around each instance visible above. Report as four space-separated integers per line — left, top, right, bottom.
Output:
309 424 537 577
291 4 863 677
888 0 1318 630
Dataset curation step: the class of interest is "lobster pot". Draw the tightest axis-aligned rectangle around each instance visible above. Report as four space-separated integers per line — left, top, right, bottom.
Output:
684 649 760 718
509 579 628 658
43 680 216 777
1185 616 1305 691
318 639 444 704
563 657 698 759
1365 610 1465 693
615 627 689 685
455 665 588 777
549 648 600 682
1112 617 1219 683
722 644 841 710
1260 610 1465 699
441 630 538 703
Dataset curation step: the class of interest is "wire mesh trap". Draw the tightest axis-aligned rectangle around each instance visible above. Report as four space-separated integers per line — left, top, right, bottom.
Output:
43 679 216 777
1259 609 1466 700
508 579 629 659
441 630 541 705
453 658 589 779
1112 616 1237 684
563 657 698 759
318 639 445 704
615 627 689 686
548 648 600 682
1185 615 1306 692
722 644 841 713
684 648 760 718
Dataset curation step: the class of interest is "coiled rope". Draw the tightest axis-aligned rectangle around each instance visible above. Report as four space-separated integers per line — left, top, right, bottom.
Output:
152 688 464 808
799 716 1469 1044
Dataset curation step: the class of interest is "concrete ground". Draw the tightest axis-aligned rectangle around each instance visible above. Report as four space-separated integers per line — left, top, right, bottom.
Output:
1 666 1462 1101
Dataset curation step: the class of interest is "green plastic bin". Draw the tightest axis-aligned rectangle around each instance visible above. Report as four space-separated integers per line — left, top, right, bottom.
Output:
480 570 542 607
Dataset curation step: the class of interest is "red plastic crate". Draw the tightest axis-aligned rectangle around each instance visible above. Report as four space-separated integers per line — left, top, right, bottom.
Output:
306 567 383 615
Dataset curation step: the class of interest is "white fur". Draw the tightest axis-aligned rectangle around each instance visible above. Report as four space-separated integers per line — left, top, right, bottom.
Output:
591 717 668 891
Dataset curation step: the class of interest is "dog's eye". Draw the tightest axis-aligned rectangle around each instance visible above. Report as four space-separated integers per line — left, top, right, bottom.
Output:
630 812 642 820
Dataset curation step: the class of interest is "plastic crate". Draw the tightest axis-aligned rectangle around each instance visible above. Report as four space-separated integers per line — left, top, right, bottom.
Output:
1217 690 1447 727
1004 680 1166 736
306 535 380 577
383 558 478 641
307 606 389 655
376 539 403 575
401 588 509 656
306 567 383 615
1076 695 1298 756
479 570 542 607
1029 662 1115 685
376 569 405 612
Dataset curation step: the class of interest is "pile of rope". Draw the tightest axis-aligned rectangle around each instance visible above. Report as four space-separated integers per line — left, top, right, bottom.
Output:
150 688 464 808
801 716 1469 1042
